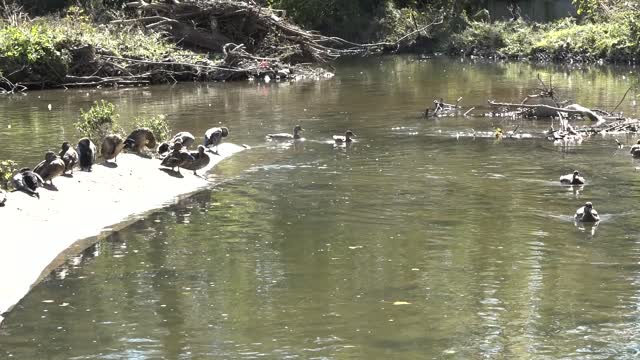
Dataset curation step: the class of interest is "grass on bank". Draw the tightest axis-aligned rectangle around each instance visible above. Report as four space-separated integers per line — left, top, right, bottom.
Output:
448 11 640 62
0 6 211 84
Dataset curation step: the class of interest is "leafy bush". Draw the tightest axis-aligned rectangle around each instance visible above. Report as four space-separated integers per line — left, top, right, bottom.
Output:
75 100 122 143
133 114 171 143
0 24 68 81
0 160 18 190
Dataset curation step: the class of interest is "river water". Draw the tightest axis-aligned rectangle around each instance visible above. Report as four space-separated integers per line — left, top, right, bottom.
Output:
2 56 640 359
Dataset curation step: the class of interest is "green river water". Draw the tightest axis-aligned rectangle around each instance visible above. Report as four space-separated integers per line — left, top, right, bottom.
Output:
1 56 640 359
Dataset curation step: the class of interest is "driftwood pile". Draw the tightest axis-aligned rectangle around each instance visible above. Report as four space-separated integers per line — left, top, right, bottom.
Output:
14 0 441 89
425 75 639 143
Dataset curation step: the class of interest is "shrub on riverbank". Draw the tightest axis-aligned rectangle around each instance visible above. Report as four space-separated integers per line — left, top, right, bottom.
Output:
448 11 640 63
133 115 171 143
0 160 18 190
0 6 209 88
75 100 122 143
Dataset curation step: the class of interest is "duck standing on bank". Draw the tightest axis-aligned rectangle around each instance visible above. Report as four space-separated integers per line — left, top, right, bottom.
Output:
266 125 304 141
630 140 640 158
158 131 196 156
160 140 195 174
575 202 600 223
13 168 44 198
181 145 210 176
124 128 157 155
101 134 126 163
77 138 97 171
560 170 585 185
203 127 229 155
59 141 78 174
333 130 355 144
33 151 65 185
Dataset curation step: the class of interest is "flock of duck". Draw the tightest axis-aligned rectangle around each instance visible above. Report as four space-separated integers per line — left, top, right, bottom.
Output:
0 124 356 208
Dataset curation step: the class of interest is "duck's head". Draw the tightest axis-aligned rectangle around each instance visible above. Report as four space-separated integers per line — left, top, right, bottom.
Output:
345 130 355 138
197 145 206 154
221 127 229 137
61 141 71 152
294 125 304 134
584 202 593 210
173 140 183 151
45 151 57 162
573 170 580 177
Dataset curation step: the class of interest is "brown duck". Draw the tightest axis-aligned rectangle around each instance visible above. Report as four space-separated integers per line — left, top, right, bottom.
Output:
160 141 194 174
124 128 157 154
181 145 210 175
59 141 78 174
34 151 65 185
101 134 126 162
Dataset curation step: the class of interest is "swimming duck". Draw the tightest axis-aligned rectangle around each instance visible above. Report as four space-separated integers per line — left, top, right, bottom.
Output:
59 141 78 174
12 167 44 198
630 140 640 158
560 170 585 185
77 138 97 171
266 125 304 141
101 134 125 163
158 131 196 155
33 151 65 185
0 189 6 207
575 202 600 223
203 127 229 154
333 130 355 144
181 145 210 175
494 127 503 139
124 128 157 154
160 141 195 174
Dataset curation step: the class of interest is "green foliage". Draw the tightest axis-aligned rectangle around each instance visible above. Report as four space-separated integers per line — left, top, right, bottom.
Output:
449 10 640 62
75 100 122 143
0 160 18 190
0 24 68 81
133 114 171 143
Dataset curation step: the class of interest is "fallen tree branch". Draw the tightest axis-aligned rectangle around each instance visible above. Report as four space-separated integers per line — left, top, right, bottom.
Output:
488 100 608 125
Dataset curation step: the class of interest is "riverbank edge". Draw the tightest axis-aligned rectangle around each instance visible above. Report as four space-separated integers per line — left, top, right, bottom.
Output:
0 143 248 324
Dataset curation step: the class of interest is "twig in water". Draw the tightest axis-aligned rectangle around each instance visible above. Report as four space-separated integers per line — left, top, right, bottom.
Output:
612 85 633 113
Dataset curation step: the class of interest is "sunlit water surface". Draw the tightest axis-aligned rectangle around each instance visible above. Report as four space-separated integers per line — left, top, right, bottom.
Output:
2 57 640 359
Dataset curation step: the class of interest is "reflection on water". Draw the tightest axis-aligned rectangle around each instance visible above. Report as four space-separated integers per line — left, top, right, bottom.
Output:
3 56 640 358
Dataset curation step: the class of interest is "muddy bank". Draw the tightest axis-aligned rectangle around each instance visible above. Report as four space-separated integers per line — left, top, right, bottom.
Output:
0 143 247 324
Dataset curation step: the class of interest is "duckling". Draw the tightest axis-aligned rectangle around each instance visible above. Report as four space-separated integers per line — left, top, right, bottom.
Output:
494 127 503 139
266 125 304 141
124 128 157 154
33 151 65 185
160 141 195 174
333 130 355 144
203 127 229 154
12 167 44 198
101 134 125 163
575 201 600 223
77 138 97 171
0 189 6 207
158 131 196 156
630 139 640 158
181 145 210 175
560 170 585 185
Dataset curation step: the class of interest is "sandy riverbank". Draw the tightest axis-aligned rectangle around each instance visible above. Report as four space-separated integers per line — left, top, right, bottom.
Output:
0 143 248 324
